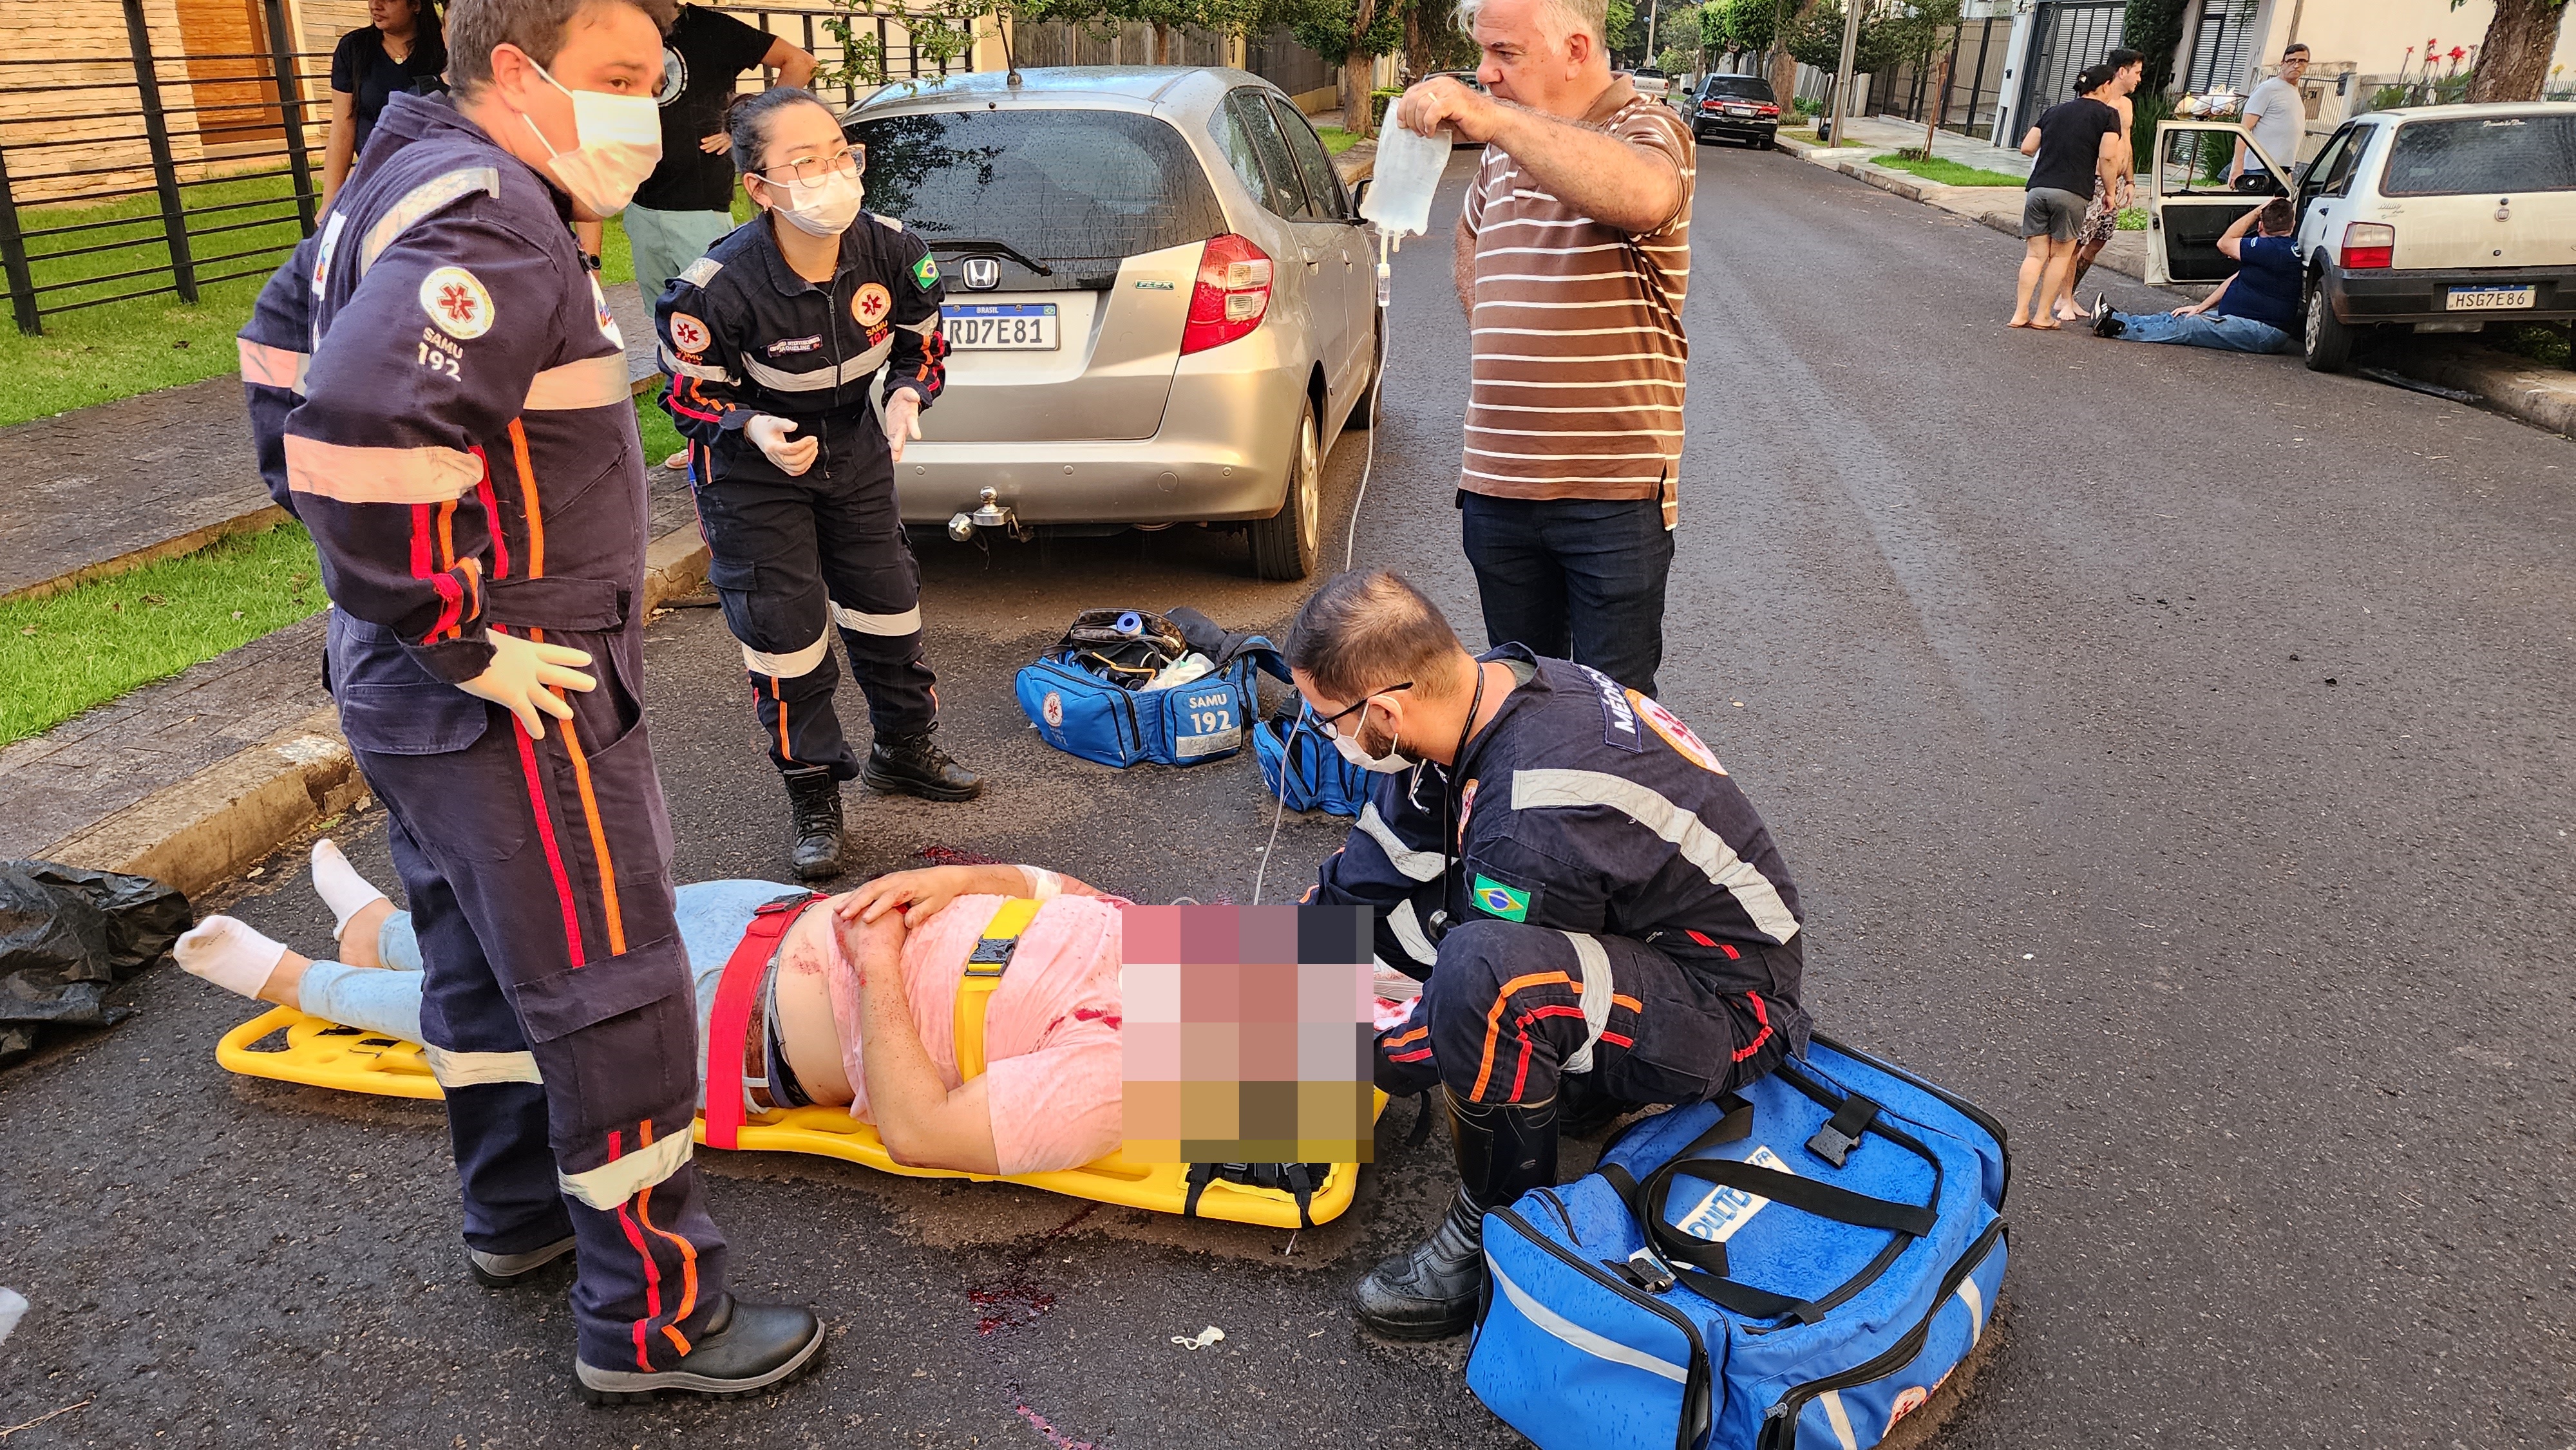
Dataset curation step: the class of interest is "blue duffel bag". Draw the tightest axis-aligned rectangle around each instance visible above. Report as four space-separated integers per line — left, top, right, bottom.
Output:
1466 1035 2011 1450
1251 707 1372 816
1016 607 1285 769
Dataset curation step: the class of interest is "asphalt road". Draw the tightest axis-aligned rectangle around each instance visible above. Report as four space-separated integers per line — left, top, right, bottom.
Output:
5 144 2574 1449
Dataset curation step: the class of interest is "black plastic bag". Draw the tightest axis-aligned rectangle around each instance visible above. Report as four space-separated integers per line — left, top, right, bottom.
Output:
0 860 192 1068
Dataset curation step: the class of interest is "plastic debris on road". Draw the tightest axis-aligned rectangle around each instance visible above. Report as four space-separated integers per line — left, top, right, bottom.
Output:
0 860 191 1067
1170 1326 1226 1350
0 1287 26 1346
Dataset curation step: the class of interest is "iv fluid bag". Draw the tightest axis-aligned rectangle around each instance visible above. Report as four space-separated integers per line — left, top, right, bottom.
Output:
1361 122 1452 238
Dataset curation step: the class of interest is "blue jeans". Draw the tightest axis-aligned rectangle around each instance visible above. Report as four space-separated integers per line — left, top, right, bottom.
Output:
1459 491 1674 697
2112 310 2295 353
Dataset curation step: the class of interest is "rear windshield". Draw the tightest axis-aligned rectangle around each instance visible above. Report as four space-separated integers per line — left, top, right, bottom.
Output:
2381 113 2576 196
846 109 1227 288
1700 76 1776 100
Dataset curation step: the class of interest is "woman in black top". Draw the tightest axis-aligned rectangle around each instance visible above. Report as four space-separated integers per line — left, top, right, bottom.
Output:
321 0 448 209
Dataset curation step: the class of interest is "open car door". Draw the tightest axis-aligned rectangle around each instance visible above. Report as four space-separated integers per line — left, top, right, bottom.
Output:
2146 120 2291 286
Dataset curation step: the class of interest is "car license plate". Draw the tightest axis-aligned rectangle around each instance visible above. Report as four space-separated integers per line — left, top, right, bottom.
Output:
2446 286 2534 311
1724 106 1754 116
943 303 1058 350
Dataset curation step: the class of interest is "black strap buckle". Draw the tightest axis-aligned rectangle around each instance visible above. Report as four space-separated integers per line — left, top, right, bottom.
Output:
1805 1093 1882 1168
1624 1246 1677 1294
965 936 1018 975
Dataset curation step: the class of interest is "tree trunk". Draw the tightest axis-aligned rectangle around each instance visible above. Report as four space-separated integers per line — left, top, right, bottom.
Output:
1769 0 1815 115
1153 23 1171 65
1924 49 1950 156
1343 52 1374 133
2466 0 2566 102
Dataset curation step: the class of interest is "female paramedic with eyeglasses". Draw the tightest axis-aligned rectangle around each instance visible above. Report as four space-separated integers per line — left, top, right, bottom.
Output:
653 87 978 884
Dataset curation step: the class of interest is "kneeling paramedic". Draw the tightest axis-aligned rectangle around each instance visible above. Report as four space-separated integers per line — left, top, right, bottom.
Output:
1290 570 1810 1339
654 87 977 883
236 0 820 1401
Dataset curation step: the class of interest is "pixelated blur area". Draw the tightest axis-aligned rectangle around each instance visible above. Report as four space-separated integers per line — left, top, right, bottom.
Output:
1119 905 1374 1165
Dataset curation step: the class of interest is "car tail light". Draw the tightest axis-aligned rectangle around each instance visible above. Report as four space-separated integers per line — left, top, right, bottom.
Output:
2341 221 2394 270
1756 103 1779 117
1701 98 1721 110
1180 234 1273 355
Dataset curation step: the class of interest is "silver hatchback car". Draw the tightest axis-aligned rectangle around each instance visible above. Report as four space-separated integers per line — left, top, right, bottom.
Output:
845 66 1382 579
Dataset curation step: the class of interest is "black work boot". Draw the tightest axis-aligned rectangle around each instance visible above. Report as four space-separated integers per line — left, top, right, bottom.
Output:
782 767 845 882
468 1234 575 1289
1353 1089 1559 1340
861 730 983 802
576 1295 825 1404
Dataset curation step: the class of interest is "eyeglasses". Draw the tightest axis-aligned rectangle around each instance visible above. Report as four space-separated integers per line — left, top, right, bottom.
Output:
1311 682 1411 739
759 146 864 187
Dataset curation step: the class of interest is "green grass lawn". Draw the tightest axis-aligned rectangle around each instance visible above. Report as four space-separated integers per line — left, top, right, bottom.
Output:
1314 126 1363 156
634 392 684 464
1870 153 2023 187
0 520 325 746
0 171 643 428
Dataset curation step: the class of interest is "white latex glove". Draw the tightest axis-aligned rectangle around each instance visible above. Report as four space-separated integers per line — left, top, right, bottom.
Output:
744 413 817 476
455 629 596 739
883 389 923 464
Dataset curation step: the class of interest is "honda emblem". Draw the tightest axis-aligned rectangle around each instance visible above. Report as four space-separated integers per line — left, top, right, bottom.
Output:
961 257 999 290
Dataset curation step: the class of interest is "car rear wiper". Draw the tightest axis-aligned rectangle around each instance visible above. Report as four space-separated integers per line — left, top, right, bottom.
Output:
927 238 1055 277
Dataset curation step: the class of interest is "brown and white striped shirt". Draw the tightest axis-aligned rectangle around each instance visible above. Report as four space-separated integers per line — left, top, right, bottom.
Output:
1459 79 1694 520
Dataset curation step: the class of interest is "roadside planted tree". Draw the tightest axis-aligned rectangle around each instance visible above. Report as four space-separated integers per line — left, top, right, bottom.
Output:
1763 0 1814 109
1656 5 1707 79
2120 0 2188 96
1290 0 1405 133
2467 0 2571 102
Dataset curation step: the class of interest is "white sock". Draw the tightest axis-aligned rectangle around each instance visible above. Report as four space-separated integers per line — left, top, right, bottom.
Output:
176 916 289 999
310 838 388 939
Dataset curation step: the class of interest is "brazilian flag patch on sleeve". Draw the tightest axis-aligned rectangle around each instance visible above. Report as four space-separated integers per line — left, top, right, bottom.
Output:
911 252 940 290
1470 874 1532 922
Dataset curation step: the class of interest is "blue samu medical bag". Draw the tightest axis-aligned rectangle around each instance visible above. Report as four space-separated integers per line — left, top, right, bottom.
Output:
1466 1035 2010 1450
1016 607 1285 769
1251 708 1372 817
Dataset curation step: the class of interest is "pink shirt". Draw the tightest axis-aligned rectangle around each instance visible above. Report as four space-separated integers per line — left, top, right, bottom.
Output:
822 894 1124 1176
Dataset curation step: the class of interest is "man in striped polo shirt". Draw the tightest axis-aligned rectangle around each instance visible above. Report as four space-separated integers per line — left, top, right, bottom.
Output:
1392 0 1694 696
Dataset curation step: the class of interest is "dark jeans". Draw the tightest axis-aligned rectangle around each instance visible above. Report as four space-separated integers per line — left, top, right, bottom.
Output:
1459 491 1674 697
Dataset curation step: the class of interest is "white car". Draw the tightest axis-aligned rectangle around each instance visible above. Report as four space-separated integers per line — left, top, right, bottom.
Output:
2147 102 2576 371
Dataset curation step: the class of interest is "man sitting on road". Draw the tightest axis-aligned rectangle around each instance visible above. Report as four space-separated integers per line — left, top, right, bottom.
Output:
2090 198 2300 355
1290 570 1810 1339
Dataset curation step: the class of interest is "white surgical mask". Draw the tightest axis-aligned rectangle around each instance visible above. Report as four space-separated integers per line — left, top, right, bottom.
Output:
515 57 662 215
1331 701 1412 774
764 171 864 238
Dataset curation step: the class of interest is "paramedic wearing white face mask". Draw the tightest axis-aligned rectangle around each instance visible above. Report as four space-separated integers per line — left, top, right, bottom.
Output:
234 0 824 1403
652 88 976 883
1287 570 1811 1342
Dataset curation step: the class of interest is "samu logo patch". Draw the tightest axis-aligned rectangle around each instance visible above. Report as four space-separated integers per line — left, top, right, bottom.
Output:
1470 874 1531 922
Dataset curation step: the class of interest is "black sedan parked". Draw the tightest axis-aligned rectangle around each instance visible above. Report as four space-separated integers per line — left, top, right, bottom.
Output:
1692 73 1780 147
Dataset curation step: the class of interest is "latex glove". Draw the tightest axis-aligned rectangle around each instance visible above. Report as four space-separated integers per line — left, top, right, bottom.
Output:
883 389 923 464
698 129 729 154
455 629 595 739
744 413 817 476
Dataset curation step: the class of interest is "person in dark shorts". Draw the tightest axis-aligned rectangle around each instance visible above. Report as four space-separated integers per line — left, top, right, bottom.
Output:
321 0 449 209
2010 69 2125 329
2052 51 2141 324
2090 198 2301 354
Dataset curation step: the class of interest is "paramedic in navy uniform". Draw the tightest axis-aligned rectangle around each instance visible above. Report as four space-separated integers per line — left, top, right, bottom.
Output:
234 0 822 1402
653 87 976 883
1290 570 1810 1339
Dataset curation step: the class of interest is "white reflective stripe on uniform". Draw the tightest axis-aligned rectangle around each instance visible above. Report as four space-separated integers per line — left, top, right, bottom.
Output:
522 353 630 410
1955 1274 1986 1340
660 344 735 382
1510 768 1802 944
900 312 939 334
829 601 921 636
1388 898 1438 965
1558 930 1616 1074
1817 1390 1861 1450
238 338 309 393
739 629 831 679
1356 803 1444 882
285 435 481 504
557 1128 692 1210
1491 1259 1687 1383
421 1045 543 1088
677 256 723 287
359 166 501 272
739 341 891 393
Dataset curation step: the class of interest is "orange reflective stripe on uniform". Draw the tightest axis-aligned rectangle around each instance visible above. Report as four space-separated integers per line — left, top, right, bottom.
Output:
237 338 308 392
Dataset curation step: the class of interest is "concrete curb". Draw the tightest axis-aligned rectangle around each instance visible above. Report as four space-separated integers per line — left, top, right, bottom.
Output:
32 520 711 900
2389 344 2576 437
1 504 292 605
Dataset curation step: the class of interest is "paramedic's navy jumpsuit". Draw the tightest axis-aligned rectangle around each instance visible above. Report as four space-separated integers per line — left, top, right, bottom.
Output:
240 92 727 1372
1312 648 1810 1112
652 212 947 776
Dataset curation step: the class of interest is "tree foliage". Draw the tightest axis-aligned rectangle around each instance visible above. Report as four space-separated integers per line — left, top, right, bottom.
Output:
1712 0 1781 52
1287 0 1405 64
2120 0 2189 95
1782 0 1951 75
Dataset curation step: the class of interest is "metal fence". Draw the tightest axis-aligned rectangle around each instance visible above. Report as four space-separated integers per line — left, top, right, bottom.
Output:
0 1 969 336
1879 17 2015 142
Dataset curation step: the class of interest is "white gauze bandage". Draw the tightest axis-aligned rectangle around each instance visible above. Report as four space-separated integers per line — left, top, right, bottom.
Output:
1019 865 1063 901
